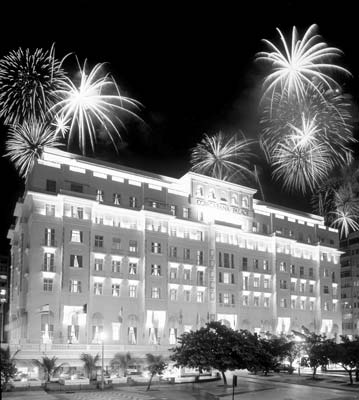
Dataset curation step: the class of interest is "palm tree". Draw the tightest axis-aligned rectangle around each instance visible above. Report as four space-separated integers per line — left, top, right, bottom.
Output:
145 353 167 391
80 353 100 381
110 352 132 377
1 348 19 388
32 356 65 382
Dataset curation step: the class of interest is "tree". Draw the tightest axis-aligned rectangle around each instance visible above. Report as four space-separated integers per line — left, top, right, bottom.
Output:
0 348 19 389
110 352 132 377
327 336 359 385
32 356 66 382
80 353 100 381
145 354 167 391
171 321 254 385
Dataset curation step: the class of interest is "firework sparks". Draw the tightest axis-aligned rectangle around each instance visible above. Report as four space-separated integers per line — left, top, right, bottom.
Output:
5 119 61 178
0 45 67 124
331 207 359 238
271 135 334 194
52 114 70 137
257 24 350 101
190 132 254 181
51 61 140 154
260 83 354 165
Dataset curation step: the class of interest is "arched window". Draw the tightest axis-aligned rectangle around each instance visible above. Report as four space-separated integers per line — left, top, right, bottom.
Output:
196 186 204 197
41 311 54 344
241 196 249 208
208 188 216 200
220 191 227 202
231 194 238 206
92 312 104 343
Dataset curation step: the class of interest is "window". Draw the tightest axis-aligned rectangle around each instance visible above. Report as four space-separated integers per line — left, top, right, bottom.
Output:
129 196 137 208
219 272 223 283
290 265 295 275
151 242 161 254
170 246 177 258
129 263 137 275
300 283 305 293
96 189 104 202
70 280 81 293
300 300 305 310
223 253 230 268
197 271 204 286
209 189 216 199
263 260 269 271
309 284 314 294
243 276 249 290
44 228 55 246
253 296 259 307
253 259 259 269
43 253 55 271
94 235 104 248
170 268 177 279
70 183 83 193
243 295 249 306
112 237 121 250
309 301 314 311
290 281 295 291
197 291 204 303
324 301 329 311
242 257 248 271
291 299 296 309
94 258 103 271
184 290 191 301
279 262 287 272
129 240 137 253
70 255 83 268
95 216 103 224
324 269 329 278
323 285 329 294
196 250 204 265
170 289 177 301
112 260 121 273
223 272 232 284
129 285 137 298
242 196 249 208
183 269 191 281
151 287 160 299
223 293 230 304
71 230 83 243
197 231 204 241
183 207 189 219
196 186 204 197
71 206 83 219
151 264 161 276
332 302 337 312
280 298 287 308
280 280 287 289
170 205 177 216
254 277 260 288
264 297 270 307
113 193 121 205
43 278 53 291
46 180 57 193
45 204 55 216
169 328 177 345
299 266 304 277
128 327 137 344
112 323 121 341
264 278 270 289
183 248 190 260
94 282 103 295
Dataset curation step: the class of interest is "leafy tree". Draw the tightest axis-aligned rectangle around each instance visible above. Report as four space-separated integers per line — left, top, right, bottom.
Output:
145 354 167 391
32 356 66 382
327 336 359 385
0 348 19 389
80 353 100 381
110 352 132 377
171 321 254 384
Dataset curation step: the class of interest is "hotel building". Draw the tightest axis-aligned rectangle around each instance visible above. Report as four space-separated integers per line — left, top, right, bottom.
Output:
340 231 359 337
7 148 342 366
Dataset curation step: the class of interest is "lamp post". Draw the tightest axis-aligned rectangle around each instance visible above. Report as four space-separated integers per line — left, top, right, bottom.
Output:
100 332 106 390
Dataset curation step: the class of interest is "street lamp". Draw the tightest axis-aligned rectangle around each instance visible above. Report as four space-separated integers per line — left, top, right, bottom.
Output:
99 332 106 390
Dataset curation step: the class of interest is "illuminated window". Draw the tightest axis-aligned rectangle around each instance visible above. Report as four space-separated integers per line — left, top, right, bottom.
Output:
69 280 81 293
300 300 305 310
94 235 104 248
112 322 121 341
290 265 295 275
43 253 55 272
112 260 121 273
254 277 260 288
264 297 270 307
300 283 305 293
264 278 270 289
253 259 259 269
94 258 103 271
112 284 120 297
196 250 204 265
291 299 296 309
309 301 314 311
280 280 287 289
151 264 161 276
128 327 137 344
279 262 287 272
223 293 230 304
196 186 204 197
129 196 137 208
151 242 161 254
170 205 177 216
231 194 238 206
332 302 337 312
170 289 177 301
243 276 249 290
43 278 53 291
129 263 137 275
113 193 121 205
253 296 259 307
169 328 177 344
183 269 191 281
96 189 104 202
170 246 177 258
95 216 103 224
197 291 204 303
280 298 287 308
184 290 191 301
71 230 83 243
112 237 121 250
129 285 137 298
44 228 55 246
263 260 269 271
183 207 189 219
94 282 103 295
45 204 55 216
70 255 82 268
243 295 248 306
183 248 190 260
71 206 83 219
151 287 160 299
241 196 249 208
129 240 137 253
324 301 329 311
170 268 177 279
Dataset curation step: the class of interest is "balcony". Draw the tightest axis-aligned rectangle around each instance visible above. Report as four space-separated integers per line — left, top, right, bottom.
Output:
143 199 172 216
42 240 57 248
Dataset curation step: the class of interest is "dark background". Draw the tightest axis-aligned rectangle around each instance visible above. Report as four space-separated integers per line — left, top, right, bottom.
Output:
1 1 358 254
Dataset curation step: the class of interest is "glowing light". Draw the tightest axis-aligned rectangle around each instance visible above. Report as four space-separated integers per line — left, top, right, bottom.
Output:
190 132 254 181
51 61 141 154
52 114 70 137
5 119 61 178
0 45 67 124
257 24 350 101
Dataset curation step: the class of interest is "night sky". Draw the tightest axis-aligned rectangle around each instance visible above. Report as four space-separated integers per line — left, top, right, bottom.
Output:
1 1 358 254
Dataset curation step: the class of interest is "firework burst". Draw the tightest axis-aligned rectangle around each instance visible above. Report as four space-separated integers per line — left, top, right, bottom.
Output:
190 132 254 181
271 134 334 194
5 119 61 178
257 24 350 101
0 45 67 124
331 207 359 238
51 61 140 155
260 83 354 165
